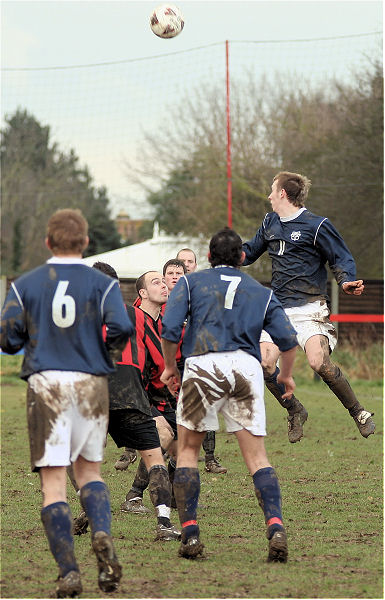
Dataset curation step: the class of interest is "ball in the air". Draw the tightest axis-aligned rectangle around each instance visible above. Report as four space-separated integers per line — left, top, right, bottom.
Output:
150 4 184 39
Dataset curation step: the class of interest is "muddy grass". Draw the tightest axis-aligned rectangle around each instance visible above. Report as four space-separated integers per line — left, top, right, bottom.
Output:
1 377 383 599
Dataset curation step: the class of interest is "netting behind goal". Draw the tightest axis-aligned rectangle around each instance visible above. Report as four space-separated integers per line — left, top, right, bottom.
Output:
2 33 382 216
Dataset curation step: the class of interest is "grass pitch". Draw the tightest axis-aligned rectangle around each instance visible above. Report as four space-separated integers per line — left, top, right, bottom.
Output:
0 358 383 599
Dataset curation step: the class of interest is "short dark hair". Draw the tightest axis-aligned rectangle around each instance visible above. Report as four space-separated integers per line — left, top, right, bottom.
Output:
135 271 158 297
92 261 118 280
209 227 243 268
163 259 187 276
273 171 311 207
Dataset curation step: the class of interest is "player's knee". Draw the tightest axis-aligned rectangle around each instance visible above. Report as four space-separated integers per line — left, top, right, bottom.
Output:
309 353 331 374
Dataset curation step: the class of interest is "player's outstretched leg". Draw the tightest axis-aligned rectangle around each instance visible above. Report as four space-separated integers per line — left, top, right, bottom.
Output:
317 363 375 438
114 447 137 471
80 481 122 593
203 431 228 473
148 464 181 541
173 467 205 559
41 502 83 598
121 458 151 514
264 367 308 443
253 467 288 563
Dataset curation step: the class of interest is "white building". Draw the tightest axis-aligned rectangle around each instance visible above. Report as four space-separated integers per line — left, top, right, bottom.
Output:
82 223 210 279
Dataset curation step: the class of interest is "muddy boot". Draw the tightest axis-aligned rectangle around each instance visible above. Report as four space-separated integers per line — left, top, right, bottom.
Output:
155 523 181 541
120 491 151 514
56 570 82 598
287 405 308 443
92 531 122 593
73 511 89 536
114 448 137 471
264 367 308 443
205 456 227 473
178 536 205 559
319 364 375 438
267 529 288 563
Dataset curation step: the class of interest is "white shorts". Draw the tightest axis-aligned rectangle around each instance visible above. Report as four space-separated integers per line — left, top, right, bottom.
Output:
27 371 109 471
177 349 266 436
260 300 337 352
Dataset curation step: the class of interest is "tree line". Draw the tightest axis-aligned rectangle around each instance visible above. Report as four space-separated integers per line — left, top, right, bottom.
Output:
2 59 383 279
1 109 122 276
124 59 383 279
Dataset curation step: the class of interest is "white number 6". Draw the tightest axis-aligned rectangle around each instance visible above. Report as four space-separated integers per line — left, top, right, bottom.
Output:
220 275 241 309
52 281 76 328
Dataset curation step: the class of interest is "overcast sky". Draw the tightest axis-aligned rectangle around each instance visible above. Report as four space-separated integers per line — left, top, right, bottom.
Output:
1 1 382 217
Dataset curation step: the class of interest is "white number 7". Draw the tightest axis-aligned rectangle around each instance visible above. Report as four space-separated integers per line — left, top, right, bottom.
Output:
220 275 241 309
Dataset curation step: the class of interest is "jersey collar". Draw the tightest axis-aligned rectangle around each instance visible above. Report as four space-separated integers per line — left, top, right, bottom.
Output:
47 257 85 264
280 207 307 222
214 265 237 269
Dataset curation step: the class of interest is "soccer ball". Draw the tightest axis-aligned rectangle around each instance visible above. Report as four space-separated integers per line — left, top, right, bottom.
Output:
149 4 184 39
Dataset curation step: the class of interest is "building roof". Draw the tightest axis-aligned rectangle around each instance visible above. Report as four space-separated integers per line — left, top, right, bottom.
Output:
82 223 210 279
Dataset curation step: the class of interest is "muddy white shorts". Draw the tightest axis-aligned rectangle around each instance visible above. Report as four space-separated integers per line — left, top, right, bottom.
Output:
27 370 109 471
177 349 266 436
260 300 337 352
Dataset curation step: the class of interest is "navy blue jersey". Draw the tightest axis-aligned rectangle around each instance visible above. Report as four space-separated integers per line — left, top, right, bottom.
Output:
0 258 133 380
161 266 298 363
242 208 357 308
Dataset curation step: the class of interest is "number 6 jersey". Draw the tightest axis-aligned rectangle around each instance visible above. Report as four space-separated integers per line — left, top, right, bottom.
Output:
0 257 133 379
161 265 298 364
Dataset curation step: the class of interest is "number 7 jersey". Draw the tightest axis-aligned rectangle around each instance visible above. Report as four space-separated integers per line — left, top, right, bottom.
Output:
0 257 133 379
161 265 298 364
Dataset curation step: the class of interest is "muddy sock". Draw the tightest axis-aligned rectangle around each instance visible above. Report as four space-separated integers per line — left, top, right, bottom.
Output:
173 467 200 542
148 464 172 527
41 502 78 577
202 430 215 458
253 467 284 539
264 367 302 414
128 458 149 499
80 481 111 536
318 364 363 417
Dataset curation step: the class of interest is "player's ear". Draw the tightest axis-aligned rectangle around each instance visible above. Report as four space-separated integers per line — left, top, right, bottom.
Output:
82 235 89 251
45 237 51 251
207 251 211 260
240 250 246 265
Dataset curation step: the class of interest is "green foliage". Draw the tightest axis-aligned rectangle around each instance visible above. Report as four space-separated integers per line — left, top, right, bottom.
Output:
1 379 383 598
1 109 121 276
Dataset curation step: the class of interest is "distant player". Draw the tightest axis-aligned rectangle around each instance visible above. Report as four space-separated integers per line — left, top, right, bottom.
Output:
242 171 375 440
176 248 227 474
162 228 298 562
0 209 132 598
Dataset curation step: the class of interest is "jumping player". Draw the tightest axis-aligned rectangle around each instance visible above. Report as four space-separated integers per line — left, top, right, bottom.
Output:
161 228 298 562
0 209 132 598
242 171 375 440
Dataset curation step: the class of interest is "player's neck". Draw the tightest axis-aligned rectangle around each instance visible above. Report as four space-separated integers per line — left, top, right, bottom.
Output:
275 202 302 218
139 300 162 320
51 251 83 258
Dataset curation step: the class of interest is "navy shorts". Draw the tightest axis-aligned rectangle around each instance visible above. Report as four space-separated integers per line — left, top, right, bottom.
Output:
108 409 160 450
